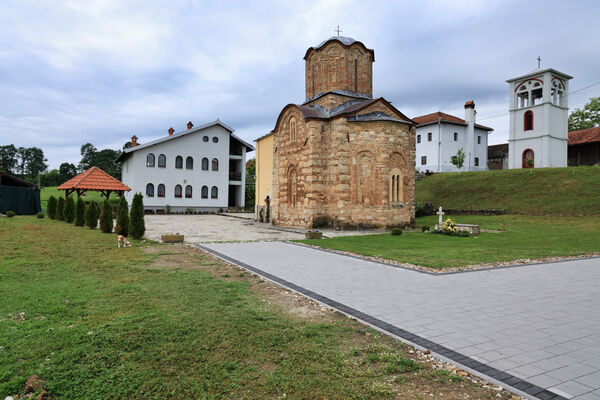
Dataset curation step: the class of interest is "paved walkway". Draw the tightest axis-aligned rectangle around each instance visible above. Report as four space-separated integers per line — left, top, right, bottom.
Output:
200 241 600 400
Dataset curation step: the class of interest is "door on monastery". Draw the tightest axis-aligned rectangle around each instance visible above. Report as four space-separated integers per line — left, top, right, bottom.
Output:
522 149 534 168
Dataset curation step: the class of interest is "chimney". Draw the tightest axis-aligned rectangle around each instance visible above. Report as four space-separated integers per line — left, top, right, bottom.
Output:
131 135 138 147
186 121 194 130
464 100 476 124
168 127 175 136
464 101 476 171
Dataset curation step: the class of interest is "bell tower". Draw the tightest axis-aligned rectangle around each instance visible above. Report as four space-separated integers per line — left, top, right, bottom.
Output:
507 67 572 169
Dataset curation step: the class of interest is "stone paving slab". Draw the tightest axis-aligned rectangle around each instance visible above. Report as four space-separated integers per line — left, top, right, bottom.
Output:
200 241 600 400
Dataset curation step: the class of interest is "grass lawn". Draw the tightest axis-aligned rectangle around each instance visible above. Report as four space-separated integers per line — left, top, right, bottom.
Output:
300 215 600 269
40 186 120 212
0 217 507 399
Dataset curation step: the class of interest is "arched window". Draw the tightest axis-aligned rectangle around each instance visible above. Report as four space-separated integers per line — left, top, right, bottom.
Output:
211 186 218 199
289 117 296 141
146 183 154 197
158 154 166 168
157 184 165 197
175 156 183 169
185 185 192 198
202 157 209 170
186 156 193 169
524 110 533 131
146 153 155 167
201 186 208 199
212 158 219 171
288 167 297 207
174 184 182 198
358 153 374 204
522 149 534 168
389 169 402 204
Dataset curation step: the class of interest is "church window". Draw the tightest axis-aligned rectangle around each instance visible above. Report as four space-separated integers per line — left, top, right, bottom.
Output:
522 149 534 168
185 185 192 198
417 135 421 143
203 136 209 142
517 85 529 108
312 65 315 97
477 135 481 144
146 183 154 197
389 169 403 204
146 153 155 167
289 117 296 141
158 154 166 168
212 158 219 171
358 153 374 204
212 137 219 143
211 186 218 199
174 184 182 198
421 156 427 165
552 79 565 106
175 156 183 169
524 111 533 131
454 132 458 141
186 156 193 169
427 132 432 141
288 167 298 207
354 59 358 92
202 157 209 170
201 186 208 198
474 157 479 167
157 184 165 197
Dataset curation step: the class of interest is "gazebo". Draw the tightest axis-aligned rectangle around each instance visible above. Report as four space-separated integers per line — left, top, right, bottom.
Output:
57 166 131 198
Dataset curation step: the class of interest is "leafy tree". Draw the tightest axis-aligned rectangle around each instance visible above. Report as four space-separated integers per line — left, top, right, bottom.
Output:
100 198 114 233
75 198 85 226
56 197 65 221
78 143 121 178
245 158 256 210
24 147 48 178
40 169 61 186
47 196 57 219
450 148 466 174
59 163 78 183
129 193 145 239
0 144 18 173
569 97 600 131
116 196 129 236
85 201 98 229
64 196 75 223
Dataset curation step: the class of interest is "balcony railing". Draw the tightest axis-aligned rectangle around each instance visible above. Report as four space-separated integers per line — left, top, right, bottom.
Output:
229 172 242 181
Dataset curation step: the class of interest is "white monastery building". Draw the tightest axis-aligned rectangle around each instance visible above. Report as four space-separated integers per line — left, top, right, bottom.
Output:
507 68 572 169
116 120 254 212
413 101 493 173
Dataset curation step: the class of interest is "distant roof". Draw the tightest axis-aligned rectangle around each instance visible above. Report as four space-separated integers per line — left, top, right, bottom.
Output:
569 126 600 145
0 171 37 188
304 36 375 61
506 68 573 83
412 111 493 131
487 143 509 158
57 167 131 192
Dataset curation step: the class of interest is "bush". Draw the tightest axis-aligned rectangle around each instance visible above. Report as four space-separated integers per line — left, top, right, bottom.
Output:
56 197 65 221
75 198 85 227
455 230 471 237
85 202 98 229
421 225 430 232
100 198 113 233
64 196 75 223
415 202 435 218
129 193 145 239
37 212 44 219
47 196 57 219
312 215 332 229
6 211 15 218
116 196 129 236
391 227 403 236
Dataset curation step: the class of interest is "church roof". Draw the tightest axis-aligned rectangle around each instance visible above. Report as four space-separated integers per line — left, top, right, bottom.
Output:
569 126 600 145
298 98 412 123
57 166 131 192
506 68 573 83
412 111 493 131
304 36 375 61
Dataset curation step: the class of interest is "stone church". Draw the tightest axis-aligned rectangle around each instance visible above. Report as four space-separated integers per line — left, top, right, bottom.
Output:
255 36 416 228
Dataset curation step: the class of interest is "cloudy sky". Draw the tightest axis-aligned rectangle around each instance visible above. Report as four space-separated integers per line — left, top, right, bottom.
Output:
1 0 599 169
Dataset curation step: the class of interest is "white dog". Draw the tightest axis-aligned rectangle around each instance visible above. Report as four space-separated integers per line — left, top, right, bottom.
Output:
117 235 131 248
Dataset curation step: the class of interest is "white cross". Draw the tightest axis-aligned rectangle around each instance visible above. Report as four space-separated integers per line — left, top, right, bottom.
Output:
437 206 444 226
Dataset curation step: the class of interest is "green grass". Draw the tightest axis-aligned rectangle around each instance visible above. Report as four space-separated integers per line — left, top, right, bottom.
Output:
0 217 495 399
40 187 120 212
416 166 600 215
300 215 600 269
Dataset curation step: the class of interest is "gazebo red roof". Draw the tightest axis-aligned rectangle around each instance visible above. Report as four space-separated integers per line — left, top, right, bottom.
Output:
57 166 131 192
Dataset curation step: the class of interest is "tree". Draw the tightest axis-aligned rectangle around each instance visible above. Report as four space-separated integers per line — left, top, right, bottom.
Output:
56 197 65 221
64 196 75 223
59 163 78 183
116 195 129 236
0 144 18 173
75 198 85 227
450 148 466 173
78 143 121 178
24 147 48 178
85 201 98 229
245 158 256 210
40 169 61 187
569 97 600 131
129 193 145 239
47 196 57 219
100 198 113 233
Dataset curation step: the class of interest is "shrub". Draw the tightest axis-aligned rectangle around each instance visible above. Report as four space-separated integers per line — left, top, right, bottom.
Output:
391 227 403 236
64 196 75 223
421 225 430 232
415 202 435 217
456 230 471 237
75 198 85 226
56 197 65 221
85 202 98 229
116 196 129 236
129 193 145 239
312 215 332 228
47 196 57 219
37 212 44 219
100 198 113 233
6 211 15 218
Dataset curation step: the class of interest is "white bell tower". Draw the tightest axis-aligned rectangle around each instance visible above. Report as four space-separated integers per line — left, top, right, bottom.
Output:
507 67 572 169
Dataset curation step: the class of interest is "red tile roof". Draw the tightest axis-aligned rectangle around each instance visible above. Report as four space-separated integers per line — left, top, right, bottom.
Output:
569 126 600 145
57 166 131 192
412 111 493 131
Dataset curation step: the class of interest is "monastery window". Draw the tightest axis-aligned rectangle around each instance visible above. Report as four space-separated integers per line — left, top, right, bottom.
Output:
474 157 479 167
522 149 534 168
524 110 534 131
288 168 297 207
185 185 192 198
417 135 421 144
477 135 481 144
175 156 183 169
454 132 458 141
552 80 565 106
201 185 208 199
186 156 193 169
212 158 219 171
427 132 432 142
158 154 166 168
517 84 529 108
203 136 209 142
389 169 403 204
354 59 358 92
532 85 543 106
174 184 182 198
146 153 155 167
358 153 374 204
157 184 165 198
421 156 427 165
202 157 209 170
212 137 219 143
146 183 154 197
211 186 218 199
289 117 296 141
